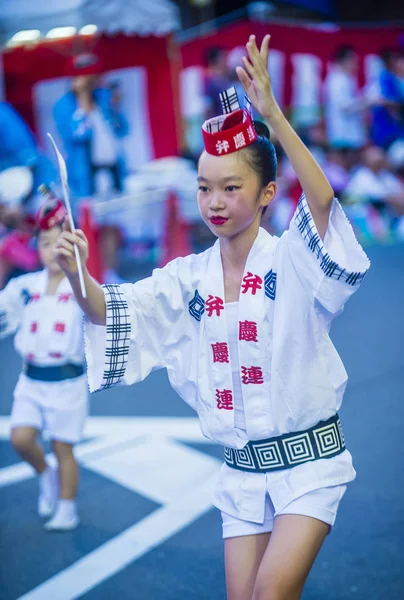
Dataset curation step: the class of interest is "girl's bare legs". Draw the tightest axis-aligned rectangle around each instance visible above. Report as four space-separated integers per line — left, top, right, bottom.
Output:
225 533 271 600
10 426 46 473
252 514 329 600
52 440 78 500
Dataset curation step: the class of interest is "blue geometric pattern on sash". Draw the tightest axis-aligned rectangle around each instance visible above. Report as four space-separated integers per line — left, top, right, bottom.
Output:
224 414 345 473
295 193 368 286
264 269 277 300
101 284 131 390
21 288 31 305
188 290 205 322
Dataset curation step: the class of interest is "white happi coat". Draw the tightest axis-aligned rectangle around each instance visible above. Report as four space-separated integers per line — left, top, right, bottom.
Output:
0 270 85 367
85 195 370 521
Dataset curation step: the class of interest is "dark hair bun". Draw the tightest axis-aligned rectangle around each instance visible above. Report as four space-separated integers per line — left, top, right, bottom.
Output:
253 120 270 140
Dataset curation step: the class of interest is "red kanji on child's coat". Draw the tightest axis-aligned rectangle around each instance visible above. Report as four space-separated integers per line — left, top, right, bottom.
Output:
212 342 230 363
205 295 225 317
30 322 38 333
216 389 234 410
239 321 258 342
58 293 72 303
241 272 263 295
30 293 41 303
241 366 264 384
49 352 62 358
54 323 66 333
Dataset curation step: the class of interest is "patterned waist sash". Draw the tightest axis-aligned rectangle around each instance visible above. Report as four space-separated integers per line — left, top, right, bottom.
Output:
224 414 345 473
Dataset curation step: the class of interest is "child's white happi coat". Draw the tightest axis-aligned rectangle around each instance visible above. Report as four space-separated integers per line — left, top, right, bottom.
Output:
85 194 370 522
0 270 85 366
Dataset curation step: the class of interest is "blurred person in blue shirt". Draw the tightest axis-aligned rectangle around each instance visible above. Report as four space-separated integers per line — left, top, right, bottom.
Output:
370 49 404 149
0 102 55 288
53 53 129 283
54 53 129 199
0 101 54 202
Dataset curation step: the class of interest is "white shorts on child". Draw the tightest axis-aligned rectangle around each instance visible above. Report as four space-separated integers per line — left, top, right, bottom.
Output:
221 484 347 539
10 373 88 444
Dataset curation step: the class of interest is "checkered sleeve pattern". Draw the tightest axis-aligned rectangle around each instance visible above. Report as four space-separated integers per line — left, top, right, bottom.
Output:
101 284 131 389
294 193 368 286
0 309 7 337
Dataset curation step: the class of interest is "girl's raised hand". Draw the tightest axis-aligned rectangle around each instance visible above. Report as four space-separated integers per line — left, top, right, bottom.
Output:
54 220 89 277
236 34 279 122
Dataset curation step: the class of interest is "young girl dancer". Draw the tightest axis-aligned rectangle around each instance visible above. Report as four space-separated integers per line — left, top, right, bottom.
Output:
55 35 370 598
0 197 87 531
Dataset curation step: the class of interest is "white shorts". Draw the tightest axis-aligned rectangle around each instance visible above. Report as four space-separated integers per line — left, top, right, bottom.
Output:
10 373 88 444
221 484 347 539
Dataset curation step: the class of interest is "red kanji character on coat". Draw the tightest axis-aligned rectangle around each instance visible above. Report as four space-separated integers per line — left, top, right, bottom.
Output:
241 366 264 384
241 272 263 295
239 321 258 342
206 295 225 317
58 293 72 303
216 389 234 410
212 342 230 363
54 323 66 333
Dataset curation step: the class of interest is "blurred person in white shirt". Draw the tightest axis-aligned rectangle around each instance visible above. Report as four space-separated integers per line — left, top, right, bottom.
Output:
324 46 367 153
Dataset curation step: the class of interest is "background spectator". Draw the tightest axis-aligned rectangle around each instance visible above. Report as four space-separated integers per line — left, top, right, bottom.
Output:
324 45 368 152
53 53 129 283
369 48 404 149
203 46 231 119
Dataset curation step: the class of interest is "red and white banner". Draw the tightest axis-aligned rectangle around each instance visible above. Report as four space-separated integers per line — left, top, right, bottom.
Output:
2 34 179 165
180 19 403 126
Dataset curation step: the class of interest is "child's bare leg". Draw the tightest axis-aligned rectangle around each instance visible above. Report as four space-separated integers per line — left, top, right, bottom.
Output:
225 533 271 600
44 440 79 530
252 514 329 600
52 440 78 500
10 426 46 473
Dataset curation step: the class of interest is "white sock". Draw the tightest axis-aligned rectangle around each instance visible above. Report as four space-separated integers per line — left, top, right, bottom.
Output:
39 466 54 494
55 499 77 518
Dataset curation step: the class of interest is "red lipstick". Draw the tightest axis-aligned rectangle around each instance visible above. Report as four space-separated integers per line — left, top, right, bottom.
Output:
209 216 228 226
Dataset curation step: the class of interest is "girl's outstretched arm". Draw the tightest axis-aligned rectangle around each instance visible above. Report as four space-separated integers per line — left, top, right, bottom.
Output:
237 34 334 239
55 222 106 325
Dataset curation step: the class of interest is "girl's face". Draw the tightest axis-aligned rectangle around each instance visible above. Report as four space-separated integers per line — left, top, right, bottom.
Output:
38 226 63 274
197 150 275 241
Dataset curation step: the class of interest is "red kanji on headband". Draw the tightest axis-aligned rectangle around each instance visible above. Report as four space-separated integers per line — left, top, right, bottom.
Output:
36 200 66 231
202 109 257 156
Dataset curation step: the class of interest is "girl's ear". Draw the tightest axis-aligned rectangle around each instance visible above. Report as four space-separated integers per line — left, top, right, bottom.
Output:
260 181 276 208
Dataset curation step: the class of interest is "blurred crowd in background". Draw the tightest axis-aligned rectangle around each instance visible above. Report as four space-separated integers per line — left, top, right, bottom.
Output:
201 42 404 245
0 19 403 290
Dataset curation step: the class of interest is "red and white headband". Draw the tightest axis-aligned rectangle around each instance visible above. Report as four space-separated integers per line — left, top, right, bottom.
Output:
202 87 257 156
36 199 66 231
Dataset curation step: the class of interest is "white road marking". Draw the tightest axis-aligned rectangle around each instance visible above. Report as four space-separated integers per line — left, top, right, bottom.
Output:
0 416 223 600
17 474 218 600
